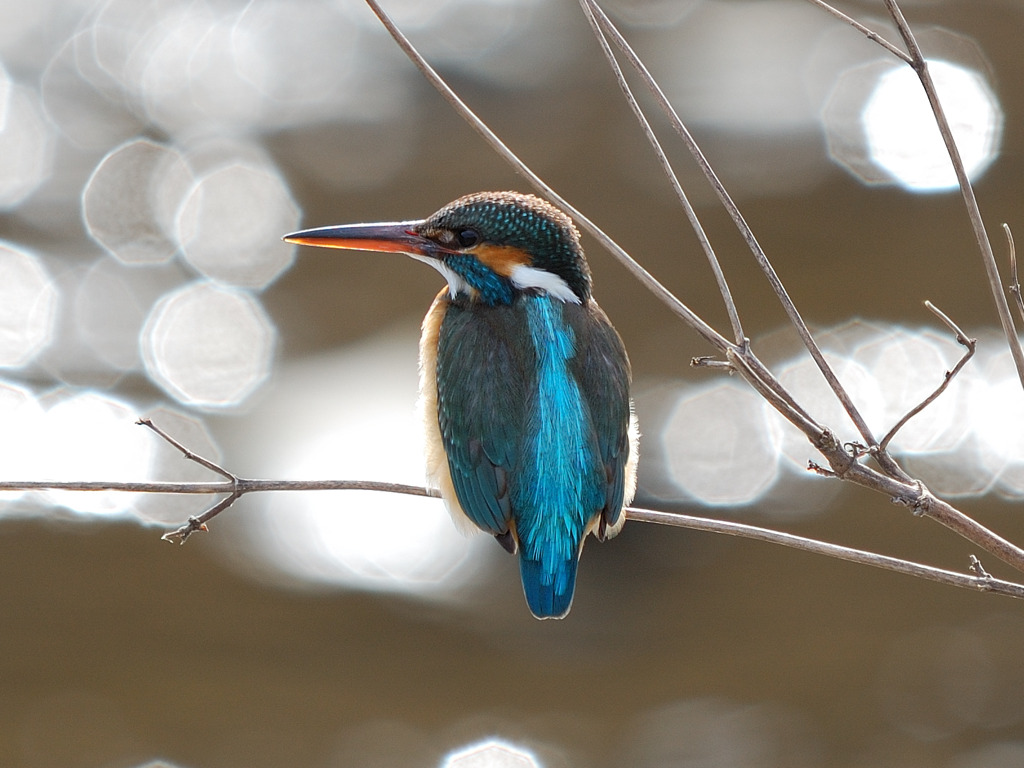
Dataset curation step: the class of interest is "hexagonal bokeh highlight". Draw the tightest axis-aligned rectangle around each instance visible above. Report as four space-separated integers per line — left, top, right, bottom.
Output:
825 58 1002 192
862 60 1001 191
227 330 490 599
82 138 192 264
0 379 46 504
72 256 187 373
0 242 57 367
175 162 299 288
41 390 155 516
40 30 146 151
441 739 542 768
141 280 276 408
661 380 781 506
0 84 55 209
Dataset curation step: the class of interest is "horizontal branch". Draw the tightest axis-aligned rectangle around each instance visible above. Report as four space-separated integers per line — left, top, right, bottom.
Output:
0 478 436 496
629 507 1024 599
4 474 1021 600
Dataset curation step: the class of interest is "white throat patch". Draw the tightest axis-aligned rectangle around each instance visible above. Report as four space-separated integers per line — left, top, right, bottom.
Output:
508 264 580 304
411 253 470 298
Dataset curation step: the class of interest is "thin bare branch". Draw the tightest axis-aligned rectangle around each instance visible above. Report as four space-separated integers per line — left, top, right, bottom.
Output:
573 2 1024 565
912 488 1024 575
880 0 1024 392
583 1 887 464
733 353 826 438
747 413 1024 578
577 0 745 346
140 415 240 542
6 465 1023 599
802 0 911 63
138 418 234 480
1005 224 1024 325
7 418 439 542
628 507 1024 599
691 356 735 372
162 501 227 544
809 0 1024 391
0 478 438 496
969 554 991 579
877 301 976 452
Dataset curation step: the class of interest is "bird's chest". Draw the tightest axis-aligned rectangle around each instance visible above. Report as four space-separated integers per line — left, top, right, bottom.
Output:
435 295 580 415
433 296 597 495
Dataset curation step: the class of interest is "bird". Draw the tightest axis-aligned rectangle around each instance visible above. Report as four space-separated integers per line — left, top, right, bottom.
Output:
284 191 638 619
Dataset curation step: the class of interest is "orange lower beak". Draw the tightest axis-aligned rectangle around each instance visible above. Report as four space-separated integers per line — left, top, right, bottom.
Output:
283 220 437 257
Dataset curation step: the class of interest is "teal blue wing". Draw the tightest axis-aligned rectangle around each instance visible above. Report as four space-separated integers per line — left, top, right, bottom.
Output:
434 302 531 537
566 300 633 536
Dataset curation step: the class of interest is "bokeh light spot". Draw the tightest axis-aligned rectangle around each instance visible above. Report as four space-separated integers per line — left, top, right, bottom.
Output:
0 380 46 504
229 332 488 598
82 138 192 264
382 0 578 90
602 0 702 28
135 5 267 133
636 0 835 196
969 351 1024 498
74 257 186 373
0 242 57 367
763 324 1024 500
662 382 780 505
0 0 53 52
647 323 1024 509
0 84 55 208
772 344 885 471
852 327 969 454
175 162 299 288
232 0 361 109
41 391 154 516
141 281 275 408
863 60 1000 191
441 739 542 768
264 417 477 592
0 60 10 127
40 31 145 150
659 0 830 135
827 59 1002 191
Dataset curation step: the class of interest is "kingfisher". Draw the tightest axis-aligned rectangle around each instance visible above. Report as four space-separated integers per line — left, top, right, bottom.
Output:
284 191 638 619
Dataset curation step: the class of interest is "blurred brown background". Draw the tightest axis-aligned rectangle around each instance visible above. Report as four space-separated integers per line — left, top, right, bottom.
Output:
2 1 1024 767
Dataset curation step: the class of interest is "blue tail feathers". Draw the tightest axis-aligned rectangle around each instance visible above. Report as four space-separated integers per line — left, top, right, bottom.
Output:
519 554 578 619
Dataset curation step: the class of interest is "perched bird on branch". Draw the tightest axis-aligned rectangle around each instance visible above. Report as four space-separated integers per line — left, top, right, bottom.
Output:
285 191 637 618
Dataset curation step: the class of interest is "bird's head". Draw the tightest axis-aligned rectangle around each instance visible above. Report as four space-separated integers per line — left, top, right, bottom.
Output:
284 191 591 306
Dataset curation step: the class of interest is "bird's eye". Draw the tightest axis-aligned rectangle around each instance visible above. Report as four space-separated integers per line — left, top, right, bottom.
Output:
455 228 479 248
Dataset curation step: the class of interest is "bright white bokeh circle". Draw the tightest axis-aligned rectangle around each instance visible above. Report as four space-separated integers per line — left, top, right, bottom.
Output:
141 281 275 408
861 60 1001 191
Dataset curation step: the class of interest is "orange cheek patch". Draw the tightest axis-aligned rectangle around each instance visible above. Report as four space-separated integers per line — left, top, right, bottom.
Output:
473 244 532 277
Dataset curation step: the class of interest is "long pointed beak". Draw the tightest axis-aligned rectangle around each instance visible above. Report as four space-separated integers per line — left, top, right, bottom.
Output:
283 220 437 257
